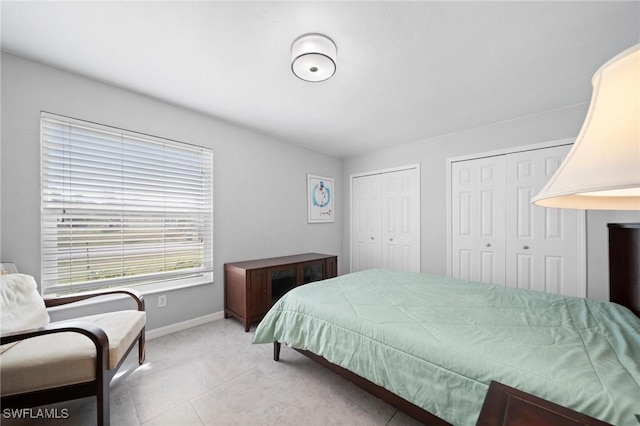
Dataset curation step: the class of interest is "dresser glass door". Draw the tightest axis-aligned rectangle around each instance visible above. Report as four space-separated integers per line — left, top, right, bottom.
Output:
303 262 325 284
270 268 297 302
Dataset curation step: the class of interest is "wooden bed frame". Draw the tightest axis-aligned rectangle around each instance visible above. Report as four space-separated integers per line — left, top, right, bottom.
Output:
268 268 639 425
272 342 613 425
477 381 611 426
273 342 450 425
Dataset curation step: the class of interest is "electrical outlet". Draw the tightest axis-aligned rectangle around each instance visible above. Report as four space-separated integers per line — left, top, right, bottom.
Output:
158 294 167 308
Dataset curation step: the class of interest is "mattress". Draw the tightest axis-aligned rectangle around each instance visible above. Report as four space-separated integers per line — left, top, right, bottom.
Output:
253 269 640 425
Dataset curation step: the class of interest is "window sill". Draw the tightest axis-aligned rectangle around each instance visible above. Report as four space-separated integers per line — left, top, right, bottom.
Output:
46 275 214 312
137 276 214 296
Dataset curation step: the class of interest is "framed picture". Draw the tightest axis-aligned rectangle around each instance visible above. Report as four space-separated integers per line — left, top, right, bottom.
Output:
307 174 334 223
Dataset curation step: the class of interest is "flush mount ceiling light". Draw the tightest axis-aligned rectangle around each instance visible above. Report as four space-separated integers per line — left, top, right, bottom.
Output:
291 33 336 82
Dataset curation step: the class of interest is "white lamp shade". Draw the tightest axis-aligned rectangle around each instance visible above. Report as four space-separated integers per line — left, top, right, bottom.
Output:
532 44 640 210
291 34 336 82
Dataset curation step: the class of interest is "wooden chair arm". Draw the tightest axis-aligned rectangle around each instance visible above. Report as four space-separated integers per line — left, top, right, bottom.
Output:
1 321 111 406
1 320 109 353
44 288 145 311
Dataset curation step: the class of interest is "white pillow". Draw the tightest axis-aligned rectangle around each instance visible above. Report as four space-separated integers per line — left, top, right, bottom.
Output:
1 274 50 335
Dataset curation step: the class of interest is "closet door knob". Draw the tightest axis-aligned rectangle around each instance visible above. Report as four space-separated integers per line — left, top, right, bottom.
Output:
370 237 375 240
486 243 491 247
389 238 394 242
523 245 530 250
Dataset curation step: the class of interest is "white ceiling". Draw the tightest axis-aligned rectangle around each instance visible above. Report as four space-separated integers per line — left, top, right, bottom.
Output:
1 1 638 158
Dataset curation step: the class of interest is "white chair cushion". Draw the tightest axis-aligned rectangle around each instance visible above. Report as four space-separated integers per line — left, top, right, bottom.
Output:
0 274 50 335
0 310 145 396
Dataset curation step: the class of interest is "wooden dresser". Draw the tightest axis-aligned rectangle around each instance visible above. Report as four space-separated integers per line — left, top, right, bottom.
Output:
608 223 640 316
224 253 337 331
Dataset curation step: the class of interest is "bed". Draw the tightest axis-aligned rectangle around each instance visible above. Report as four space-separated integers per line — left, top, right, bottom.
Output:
252 269 640 425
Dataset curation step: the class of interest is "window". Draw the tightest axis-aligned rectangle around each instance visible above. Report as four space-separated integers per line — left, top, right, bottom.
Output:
41 113 213 295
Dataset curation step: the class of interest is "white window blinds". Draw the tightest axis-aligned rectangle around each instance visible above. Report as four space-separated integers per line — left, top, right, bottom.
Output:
41 113 214 295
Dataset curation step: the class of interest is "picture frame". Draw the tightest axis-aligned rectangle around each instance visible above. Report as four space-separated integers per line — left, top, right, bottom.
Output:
307 174 334 223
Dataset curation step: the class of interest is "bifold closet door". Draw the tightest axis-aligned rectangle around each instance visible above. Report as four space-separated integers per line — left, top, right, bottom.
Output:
352 173 383 272
505 145 581 296
450 144 584 297
451 156 506 285
351 168 420 273
380 168 421 271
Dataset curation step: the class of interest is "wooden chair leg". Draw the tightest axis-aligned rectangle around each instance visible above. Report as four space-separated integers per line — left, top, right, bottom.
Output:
97 375 110 426
138 328 146 364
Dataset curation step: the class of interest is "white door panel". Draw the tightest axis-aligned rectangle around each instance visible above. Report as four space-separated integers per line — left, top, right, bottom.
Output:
505 145 581 296
451 156 506 284
352 167 420 273
352 174 382 272
450 143 585 297
382 168 420 271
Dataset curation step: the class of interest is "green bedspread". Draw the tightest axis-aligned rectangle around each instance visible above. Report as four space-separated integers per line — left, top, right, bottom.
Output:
253 269 640 425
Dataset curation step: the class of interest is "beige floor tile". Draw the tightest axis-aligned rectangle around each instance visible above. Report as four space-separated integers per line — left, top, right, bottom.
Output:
386 410 426 426
142 402 204 426
189 368 300 425
262 389 390 426
130 357 226 423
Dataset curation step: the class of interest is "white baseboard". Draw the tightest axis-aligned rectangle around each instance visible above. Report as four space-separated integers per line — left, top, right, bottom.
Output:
146 311 224 340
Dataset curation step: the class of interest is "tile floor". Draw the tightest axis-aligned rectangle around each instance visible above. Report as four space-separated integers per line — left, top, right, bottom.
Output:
3 319 423 426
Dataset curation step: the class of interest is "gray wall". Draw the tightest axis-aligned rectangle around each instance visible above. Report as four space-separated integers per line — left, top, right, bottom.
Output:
3 50 638 333
0 53 344 330
343 106 640 301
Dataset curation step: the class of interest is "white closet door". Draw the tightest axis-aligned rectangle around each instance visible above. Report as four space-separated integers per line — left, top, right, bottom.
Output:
451 156 506 285
352 173 382 272
505 146 582 296
381 168 421 271
351 167 420 273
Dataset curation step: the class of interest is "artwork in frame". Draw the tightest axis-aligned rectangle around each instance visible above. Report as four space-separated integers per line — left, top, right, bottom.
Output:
307 174 334 223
